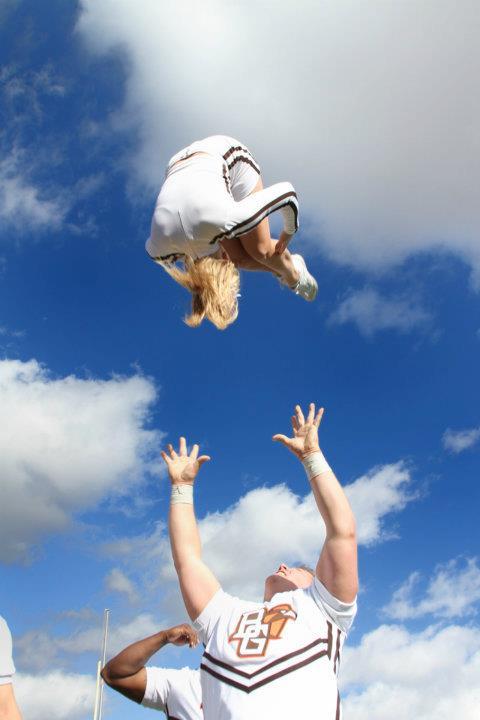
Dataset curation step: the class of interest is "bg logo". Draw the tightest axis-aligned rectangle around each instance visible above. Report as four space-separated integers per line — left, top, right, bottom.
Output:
229 604 297 657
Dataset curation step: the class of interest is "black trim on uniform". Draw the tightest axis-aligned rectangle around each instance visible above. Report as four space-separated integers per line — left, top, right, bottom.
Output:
147 250 186 265
223 145 248 161
223 145 260 172
227 155 261 174
222 164 233 196
209 191 298 245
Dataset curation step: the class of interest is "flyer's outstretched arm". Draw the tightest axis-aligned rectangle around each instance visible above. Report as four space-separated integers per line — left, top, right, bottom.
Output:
163 439 221 620
101 624 198 703
274 404 358 602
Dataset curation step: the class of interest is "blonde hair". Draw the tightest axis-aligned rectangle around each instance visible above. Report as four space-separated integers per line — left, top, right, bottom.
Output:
159 256 240 330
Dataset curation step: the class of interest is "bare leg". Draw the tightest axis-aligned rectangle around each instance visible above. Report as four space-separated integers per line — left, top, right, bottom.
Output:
220 237 279 273
236 178 299 286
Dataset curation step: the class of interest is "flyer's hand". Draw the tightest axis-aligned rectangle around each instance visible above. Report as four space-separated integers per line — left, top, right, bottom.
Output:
274 230 294 255
161 437 210 485
273 403 324 459
165 624 199 648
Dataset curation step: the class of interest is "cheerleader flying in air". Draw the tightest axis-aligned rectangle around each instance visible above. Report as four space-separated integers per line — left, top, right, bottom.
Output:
146 135 318 329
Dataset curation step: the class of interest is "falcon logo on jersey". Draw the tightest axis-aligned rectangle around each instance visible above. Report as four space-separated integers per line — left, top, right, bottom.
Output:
229 604 297 657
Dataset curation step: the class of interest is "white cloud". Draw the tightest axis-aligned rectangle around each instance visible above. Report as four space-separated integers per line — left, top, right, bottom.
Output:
0 359 161 562
57 612 160 657
0 150 68 233
105 568 139 604
329 288 431 337
443 426 480 453
341 623 480 720
344 462 415 545
197 463 413 598
108 462 415 602
77 0 480 286
16 613 162 672
384 557 480 620
15 671 96 720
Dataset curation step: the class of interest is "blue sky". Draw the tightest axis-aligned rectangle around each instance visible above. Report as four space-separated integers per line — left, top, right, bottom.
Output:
1 1 480 718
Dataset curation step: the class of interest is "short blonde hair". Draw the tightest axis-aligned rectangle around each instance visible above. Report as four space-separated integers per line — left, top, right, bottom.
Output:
159 256 240 330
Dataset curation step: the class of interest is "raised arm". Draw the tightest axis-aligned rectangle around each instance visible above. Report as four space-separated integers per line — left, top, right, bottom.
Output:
101 623 198 703
162 438 221 620
273 404 358 602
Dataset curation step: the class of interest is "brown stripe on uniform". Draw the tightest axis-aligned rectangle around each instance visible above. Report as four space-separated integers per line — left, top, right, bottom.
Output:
327 620 333 660
222 164 232 196
333 628 341 673
201 648 328 694
203 633 331 680
209 191 298 245
227 155 260 174
335 690 341 720
223 145 249 161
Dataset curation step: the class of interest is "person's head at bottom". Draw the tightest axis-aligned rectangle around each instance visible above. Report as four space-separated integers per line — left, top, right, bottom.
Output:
264 563 314 601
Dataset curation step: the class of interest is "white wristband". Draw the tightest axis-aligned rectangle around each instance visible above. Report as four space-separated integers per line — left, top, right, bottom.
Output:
302 451 331 481
171 484 194 504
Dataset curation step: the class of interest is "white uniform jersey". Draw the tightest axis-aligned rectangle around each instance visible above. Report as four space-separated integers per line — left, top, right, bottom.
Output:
142 666 202 719
0 616 15 686
146 135 299 264
194 578 356 720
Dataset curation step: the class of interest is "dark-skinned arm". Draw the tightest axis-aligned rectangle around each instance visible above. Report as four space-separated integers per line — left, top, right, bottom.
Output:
101 624 198 703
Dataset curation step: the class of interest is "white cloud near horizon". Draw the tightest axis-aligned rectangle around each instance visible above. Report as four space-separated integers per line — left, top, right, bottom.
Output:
329 287 431 337
0 359 161 563
384 557 480 620
341 623 480 720
443 426 480 453
77 0 480 286
15 670 96 720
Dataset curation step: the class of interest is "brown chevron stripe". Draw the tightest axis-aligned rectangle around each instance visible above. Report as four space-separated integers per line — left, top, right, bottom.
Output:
201 648 328 694
203 630 332 680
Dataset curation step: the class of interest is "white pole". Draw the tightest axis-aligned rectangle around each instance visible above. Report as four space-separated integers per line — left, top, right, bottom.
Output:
93 609 110 720
93 660 101 720
98 609 110 720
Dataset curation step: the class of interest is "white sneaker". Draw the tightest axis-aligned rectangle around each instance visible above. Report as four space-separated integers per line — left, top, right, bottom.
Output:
290 254 318 301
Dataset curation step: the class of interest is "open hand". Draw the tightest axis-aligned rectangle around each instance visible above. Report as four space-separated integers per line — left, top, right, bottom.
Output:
161 437 210 485
165 623 199 648
273 403 324 459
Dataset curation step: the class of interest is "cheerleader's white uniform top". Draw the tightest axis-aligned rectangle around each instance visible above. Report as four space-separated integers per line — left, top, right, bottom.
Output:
146 135 299 264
